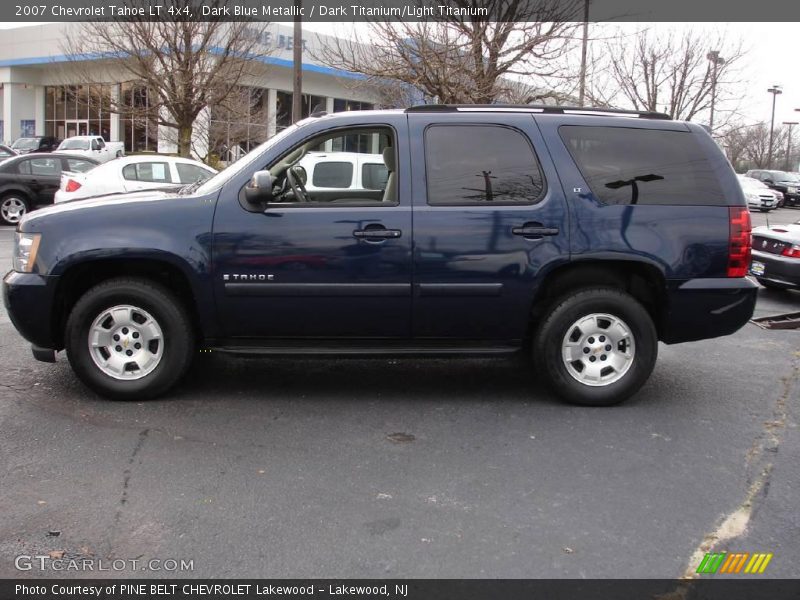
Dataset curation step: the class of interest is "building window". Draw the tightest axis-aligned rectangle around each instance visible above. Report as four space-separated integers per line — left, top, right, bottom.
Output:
210 86 271 163
120 83 158 153
333 99 374 112
44 84 113 143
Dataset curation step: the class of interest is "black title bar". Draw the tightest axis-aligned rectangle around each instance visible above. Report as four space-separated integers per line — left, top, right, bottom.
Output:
6 0 800 22
4 579 800 600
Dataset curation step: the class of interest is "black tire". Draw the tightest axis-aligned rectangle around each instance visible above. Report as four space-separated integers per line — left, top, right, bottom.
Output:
0 193 30 226
532 287 658 407
65 277 194 400
759 208 770 212
756 278 792 291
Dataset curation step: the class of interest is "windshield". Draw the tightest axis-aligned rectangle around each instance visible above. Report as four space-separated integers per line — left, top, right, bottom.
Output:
192 122 306 195
12 138 39 150
60 139 90 150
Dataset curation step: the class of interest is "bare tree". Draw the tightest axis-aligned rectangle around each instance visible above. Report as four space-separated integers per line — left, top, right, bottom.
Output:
317 0 582 105
62 4 272 156
719 122 790 170
587 27 746 127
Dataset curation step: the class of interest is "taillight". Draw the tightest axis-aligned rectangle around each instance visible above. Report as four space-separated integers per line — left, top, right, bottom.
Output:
65 179 81 192
781 244 800 259
728 207 752 277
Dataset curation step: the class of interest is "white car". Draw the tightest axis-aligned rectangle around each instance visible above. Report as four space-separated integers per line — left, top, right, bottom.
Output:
56 135 126 164
54 155 217 203
297 151 388 192
737 175 777 212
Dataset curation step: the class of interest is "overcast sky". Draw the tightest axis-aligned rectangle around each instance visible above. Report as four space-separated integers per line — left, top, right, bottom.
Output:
0 21 795 127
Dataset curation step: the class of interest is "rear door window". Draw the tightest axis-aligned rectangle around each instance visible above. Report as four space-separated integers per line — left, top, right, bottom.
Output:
559 126 726 205
424 125 545 205
122 162 172 183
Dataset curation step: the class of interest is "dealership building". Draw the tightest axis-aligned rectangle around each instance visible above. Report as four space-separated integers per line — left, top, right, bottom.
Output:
0 23 377 158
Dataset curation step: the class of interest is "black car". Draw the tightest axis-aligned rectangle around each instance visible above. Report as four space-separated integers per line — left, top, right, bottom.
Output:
0 153 99 225
0 144 18 160
10 136 61 155
3 105 758 406
745 169 800 206
750 221 800 289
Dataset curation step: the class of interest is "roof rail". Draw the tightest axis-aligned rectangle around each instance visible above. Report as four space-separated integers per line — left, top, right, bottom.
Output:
405 104 671 120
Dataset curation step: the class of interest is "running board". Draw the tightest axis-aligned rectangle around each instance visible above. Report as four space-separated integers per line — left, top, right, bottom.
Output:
209 341 521 357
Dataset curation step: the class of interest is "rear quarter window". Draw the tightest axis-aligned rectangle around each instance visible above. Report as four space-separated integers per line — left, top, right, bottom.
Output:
559 126 726 206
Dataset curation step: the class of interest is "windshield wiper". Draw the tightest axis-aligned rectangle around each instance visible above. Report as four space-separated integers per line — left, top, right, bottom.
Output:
178 178 204 196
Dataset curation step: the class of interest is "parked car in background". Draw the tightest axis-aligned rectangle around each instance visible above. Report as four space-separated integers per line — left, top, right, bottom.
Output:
737 175 777 212
751 220 800 290
296 151 389 194
0 153 98 224
54 156 217 203
56 135 125 164
11 136 60 154
745 169 800 206
0 145 18 160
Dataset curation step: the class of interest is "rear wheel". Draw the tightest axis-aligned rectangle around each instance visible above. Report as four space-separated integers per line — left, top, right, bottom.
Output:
533 288 658 406
65 278 194 400
0 194 29 225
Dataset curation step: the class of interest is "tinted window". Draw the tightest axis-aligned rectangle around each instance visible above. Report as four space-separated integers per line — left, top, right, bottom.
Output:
425 125 544 205
362 163 388 190
175 163 213 184
18 158 60 176
122 162 171 183
66 158 96 173
559 126 726 205
312 161 353 188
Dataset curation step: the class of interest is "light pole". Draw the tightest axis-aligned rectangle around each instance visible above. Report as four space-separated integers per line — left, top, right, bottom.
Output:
291 0 303 124
706 50 725 135
767 85 782 169
577 0 590 107
783 121 798 171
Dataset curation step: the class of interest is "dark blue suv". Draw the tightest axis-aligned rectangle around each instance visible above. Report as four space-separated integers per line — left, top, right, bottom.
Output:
2 105 757 405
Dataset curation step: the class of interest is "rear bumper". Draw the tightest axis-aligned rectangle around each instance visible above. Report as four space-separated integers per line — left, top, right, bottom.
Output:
750 250 800 288
2 270 60 349
661 277 758 344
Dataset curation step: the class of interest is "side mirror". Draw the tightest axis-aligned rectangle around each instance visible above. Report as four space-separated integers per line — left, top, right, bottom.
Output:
243 169 275 209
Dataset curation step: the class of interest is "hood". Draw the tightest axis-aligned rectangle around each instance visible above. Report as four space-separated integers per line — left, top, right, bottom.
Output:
22 190 180 225
752 223 800 244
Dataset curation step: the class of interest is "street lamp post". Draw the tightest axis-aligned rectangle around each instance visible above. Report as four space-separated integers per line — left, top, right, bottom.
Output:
291 0 303 124
577 0 590 107
706 50 725 134
783 121 798 171
767 85 783 169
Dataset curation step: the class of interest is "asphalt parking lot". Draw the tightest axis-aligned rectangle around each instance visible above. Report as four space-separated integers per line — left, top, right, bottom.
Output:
0 209 798 579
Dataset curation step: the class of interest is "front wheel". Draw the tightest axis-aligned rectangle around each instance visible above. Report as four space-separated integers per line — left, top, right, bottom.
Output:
0 194 29 225
533 288 658 406
65 278 194 400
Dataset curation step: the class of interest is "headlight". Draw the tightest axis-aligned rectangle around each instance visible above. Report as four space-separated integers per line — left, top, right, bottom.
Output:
745 192 759 202
12 232 41 273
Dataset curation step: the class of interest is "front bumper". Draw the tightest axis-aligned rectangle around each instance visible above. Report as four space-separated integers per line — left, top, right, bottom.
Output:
661 277 758 344
750 250 800 288
2 270 61 349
